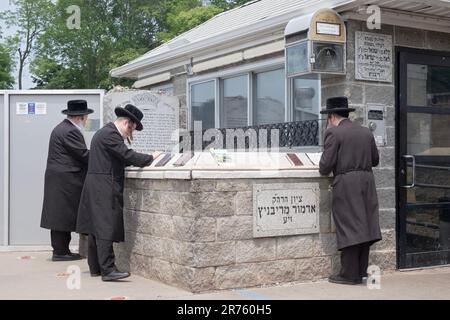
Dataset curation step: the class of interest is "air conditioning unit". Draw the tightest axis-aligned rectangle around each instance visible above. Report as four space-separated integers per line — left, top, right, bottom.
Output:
285 9 347 77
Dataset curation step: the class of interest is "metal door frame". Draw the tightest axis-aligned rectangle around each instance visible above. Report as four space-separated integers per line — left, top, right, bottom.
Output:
1 91 8 247
1 90 104 248
396 47 450 269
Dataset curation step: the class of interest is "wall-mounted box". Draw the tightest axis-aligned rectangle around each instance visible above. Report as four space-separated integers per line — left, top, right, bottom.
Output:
285 9 347 78
367 104 387 147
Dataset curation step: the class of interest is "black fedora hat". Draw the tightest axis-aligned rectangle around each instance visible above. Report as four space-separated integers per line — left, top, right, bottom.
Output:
320 97 355 114
62 100 94 116
115 104 144 131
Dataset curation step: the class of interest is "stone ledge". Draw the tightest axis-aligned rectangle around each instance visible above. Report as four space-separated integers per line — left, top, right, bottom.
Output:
126 169 326 180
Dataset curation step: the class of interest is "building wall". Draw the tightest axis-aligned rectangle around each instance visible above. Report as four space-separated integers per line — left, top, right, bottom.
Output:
128 20 450 287
145 52 285 130
116 176 396 293
321 20 450 267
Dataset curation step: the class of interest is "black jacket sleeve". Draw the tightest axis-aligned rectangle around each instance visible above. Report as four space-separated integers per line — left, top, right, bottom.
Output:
64 129 89 166
371 135 380 167
104 132 153 168
319 129 339 176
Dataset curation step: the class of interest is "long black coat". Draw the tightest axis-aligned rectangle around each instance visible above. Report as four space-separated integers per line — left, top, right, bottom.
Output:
76 122 153 242
41 119 89 232
319 119 381 250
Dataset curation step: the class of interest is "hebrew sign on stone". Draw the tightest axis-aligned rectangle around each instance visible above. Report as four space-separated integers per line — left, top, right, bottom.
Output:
253 183 320 238
104 88 179 153
355 31 393 82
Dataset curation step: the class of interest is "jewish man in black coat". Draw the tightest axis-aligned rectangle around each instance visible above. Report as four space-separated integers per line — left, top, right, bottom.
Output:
77 104 161 281
41 100 94 261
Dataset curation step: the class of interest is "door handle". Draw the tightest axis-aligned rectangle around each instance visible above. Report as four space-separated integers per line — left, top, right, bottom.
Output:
401 155 415 189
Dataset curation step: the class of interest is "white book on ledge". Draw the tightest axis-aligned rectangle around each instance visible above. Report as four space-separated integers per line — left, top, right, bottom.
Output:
305 152 323 166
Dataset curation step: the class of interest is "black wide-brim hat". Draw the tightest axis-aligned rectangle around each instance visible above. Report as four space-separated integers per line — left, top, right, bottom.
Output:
320 97 355 114
62 100 94 116
115 104 144 131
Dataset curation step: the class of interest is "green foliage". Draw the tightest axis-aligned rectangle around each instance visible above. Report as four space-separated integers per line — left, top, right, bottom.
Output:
0 43 14 89
156 4 224 43
210 0 255 10
1 0 53 89
32 0 114 89
4 0 256 89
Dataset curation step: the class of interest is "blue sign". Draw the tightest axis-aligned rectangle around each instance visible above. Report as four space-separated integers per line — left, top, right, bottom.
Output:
28 103 36 115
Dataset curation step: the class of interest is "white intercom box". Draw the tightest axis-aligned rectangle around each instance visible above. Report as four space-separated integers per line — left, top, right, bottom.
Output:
367 104 387 147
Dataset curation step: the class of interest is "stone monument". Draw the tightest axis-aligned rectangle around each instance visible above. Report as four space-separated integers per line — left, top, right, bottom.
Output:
103 86 180 152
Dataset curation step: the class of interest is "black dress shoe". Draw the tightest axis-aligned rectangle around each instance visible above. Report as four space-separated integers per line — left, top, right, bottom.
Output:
328 274 362 285
90 273 101 277
69 253 82 259
102 270 130 282
52 253 83 262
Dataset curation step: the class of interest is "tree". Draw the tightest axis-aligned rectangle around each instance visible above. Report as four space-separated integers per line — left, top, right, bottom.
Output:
32 0 159 89
156 3 224 43
0 43 14 89
1 0 53 89
155 0 255 43
30 0 255 89
209 0 255 10
33 0 116 89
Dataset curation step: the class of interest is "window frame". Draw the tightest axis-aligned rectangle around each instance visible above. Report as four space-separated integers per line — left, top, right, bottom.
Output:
288 74 322 122
286 74 323 152
219 73 250 129
189 78 218 131
187 58 286 130
252 68 288 126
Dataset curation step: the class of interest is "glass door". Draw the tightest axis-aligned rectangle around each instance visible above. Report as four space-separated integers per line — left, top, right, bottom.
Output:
398 49 450 269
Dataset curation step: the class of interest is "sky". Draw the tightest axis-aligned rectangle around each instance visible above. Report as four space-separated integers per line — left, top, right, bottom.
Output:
1 0 34 89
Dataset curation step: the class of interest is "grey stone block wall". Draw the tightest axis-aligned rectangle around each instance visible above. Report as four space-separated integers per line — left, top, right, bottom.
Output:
172 71 188 130
108 20 450 291
321 20 398 271
116 176 394 293
320 20 450 272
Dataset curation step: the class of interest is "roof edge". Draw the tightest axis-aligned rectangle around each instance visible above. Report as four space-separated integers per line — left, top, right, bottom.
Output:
111 0 359 78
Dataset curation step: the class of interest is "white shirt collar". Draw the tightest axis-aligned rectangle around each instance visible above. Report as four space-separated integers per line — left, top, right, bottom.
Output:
114 122 125 139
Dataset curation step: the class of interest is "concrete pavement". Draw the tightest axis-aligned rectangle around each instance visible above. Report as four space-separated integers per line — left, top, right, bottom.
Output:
0 251 449 300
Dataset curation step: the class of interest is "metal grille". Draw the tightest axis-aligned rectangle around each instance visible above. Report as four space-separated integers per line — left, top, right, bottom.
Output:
179 120 320 151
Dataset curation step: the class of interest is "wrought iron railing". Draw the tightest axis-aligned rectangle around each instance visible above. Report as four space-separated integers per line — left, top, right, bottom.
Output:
179 120 320 152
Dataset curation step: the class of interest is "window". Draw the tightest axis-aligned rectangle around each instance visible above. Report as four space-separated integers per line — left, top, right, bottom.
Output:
190 80 215 130
291 75 320 122
254 69 285 125
188 61 289 130
220 75 248 128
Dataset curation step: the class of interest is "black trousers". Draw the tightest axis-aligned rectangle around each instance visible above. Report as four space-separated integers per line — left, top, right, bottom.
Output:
340 242 371 280
88 234 116 276
51 230 71 255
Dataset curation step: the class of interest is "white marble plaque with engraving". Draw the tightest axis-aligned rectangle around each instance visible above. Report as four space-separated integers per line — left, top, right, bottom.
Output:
355 31 393 82
103 89 179 153
253 183 320 238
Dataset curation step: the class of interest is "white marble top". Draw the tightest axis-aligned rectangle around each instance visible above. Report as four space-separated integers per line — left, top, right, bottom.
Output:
125 152 327 180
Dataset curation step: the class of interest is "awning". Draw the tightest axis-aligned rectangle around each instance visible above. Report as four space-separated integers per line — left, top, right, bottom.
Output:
284 13 314 37
132 72 172 89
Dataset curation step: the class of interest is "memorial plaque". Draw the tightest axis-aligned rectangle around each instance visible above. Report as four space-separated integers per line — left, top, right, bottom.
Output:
103 89 179 153
355 31 393 82
253 183 320 238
